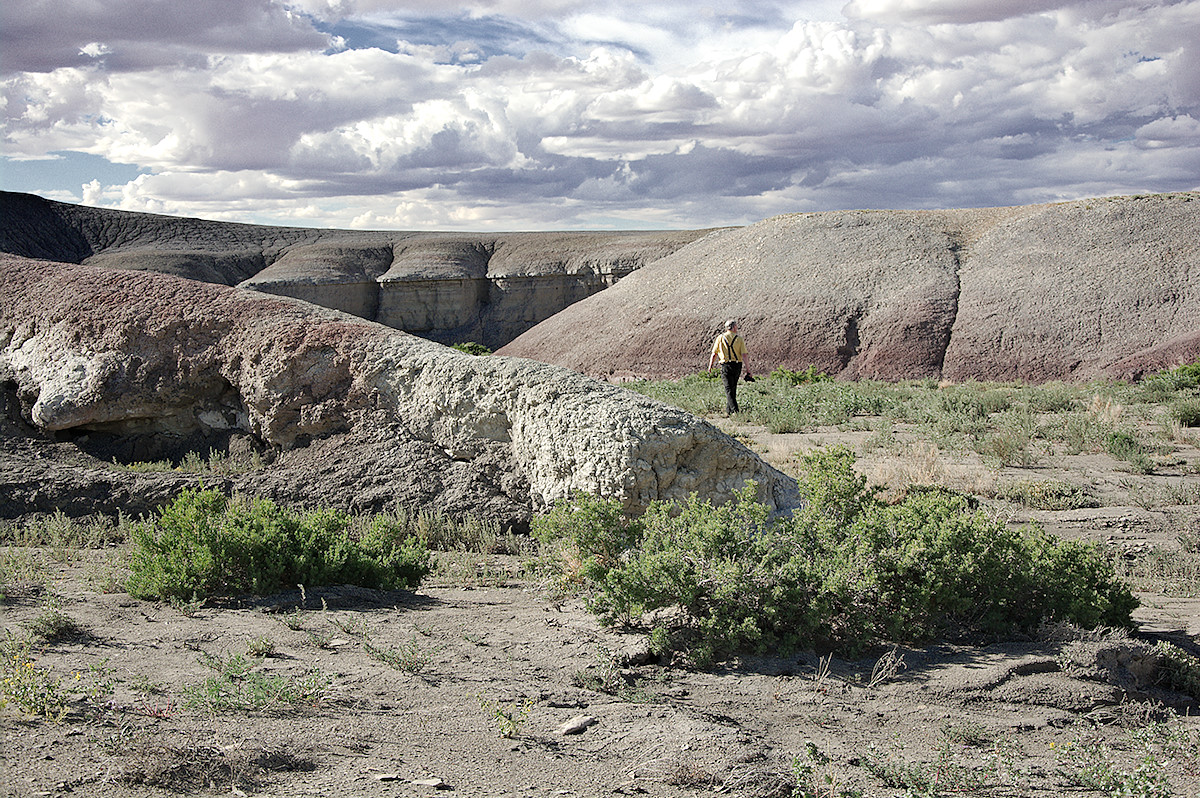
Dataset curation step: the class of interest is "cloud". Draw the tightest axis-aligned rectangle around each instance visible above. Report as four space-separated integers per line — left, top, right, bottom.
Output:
843 0 1085 25
0 0 331 75
1 0 1197 230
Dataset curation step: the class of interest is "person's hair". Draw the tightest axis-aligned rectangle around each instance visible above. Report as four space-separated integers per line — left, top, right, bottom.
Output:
724 319 737 330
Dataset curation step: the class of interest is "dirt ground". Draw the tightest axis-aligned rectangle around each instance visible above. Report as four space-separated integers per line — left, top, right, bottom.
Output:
3 419 1200 798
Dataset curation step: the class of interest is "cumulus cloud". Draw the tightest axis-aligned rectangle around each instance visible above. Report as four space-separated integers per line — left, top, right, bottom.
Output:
0 0 331 75
1 0 1197 230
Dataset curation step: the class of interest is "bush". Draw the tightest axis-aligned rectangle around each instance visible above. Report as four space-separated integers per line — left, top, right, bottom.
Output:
1142 359 1200 397
451 342 492 356
1174 397 1200 427
769 365 831 385
127 489 431 600
534 448 1137 663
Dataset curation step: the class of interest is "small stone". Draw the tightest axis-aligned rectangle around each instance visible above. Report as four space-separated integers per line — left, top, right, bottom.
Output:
558 714 598 735
412 777 453 789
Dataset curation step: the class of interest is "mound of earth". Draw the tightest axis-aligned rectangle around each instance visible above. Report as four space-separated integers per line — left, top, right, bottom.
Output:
0 254 798 525
499 193 1200 382
0 191 709 350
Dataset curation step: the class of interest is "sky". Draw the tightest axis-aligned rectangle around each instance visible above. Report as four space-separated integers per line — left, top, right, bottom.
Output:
1 0 1198 231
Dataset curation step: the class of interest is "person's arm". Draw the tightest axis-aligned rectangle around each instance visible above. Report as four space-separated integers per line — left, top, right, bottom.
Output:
708 349 718 370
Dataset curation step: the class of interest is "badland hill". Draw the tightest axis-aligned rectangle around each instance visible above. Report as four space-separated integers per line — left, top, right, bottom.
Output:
499 193 1200 383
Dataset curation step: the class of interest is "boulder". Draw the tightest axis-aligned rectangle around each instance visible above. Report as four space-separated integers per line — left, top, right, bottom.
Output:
0 254 799 523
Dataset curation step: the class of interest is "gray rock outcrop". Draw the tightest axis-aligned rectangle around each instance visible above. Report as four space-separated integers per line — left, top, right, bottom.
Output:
0 191 709 350
0 254 799 523
499 193 1200 382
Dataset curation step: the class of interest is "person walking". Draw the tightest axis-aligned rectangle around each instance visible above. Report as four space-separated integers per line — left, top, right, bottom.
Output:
709 319 751 415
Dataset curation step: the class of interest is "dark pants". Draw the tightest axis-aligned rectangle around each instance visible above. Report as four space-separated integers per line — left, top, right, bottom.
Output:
720 361 743 414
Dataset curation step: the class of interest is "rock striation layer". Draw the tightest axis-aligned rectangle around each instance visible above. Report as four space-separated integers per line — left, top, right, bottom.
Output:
0 254 799 523
499 194 1200 383
0 191 708 351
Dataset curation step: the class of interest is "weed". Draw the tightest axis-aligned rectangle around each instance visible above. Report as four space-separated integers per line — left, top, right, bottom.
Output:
0 546 48 601
1152 641 1200 699
184 667 330 713
329 614 369 638
24 605 90 643
975 407 1040 467
0 641 71 720
116 447 263 475
770 365 831 385
476 693 534 738
1173 397 1200 427
571 647 655 702
864 738 994 795
246 635 277 658
128 674 167 696
1105 429 1155 472
792 741 861 798
0 510 129 549
118 740 313 792
996 478 1099 510
941 721 990 747
364 637 432 674
1059 733 1172 798
304 629 335 650
866 647 905 688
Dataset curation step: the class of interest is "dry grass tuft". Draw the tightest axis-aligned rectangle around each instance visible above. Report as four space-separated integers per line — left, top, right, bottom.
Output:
119 740 315 792
868 442 996 500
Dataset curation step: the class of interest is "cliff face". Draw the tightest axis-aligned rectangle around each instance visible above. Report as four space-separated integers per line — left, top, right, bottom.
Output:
499 194 1200 383
0 192 709 350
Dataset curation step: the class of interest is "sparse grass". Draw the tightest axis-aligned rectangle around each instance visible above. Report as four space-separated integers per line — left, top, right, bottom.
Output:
364 637 432 674
24 605 90 643
0 546 48 602
0 510 129 551
184 652 331 713
475 693 534 738
1113 544 1200 597
995 478 1099 510
115 447 263 475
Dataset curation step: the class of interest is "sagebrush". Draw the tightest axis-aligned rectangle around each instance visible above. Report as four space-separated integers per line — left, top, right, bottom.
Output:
127 489 431 600
535 447 1137 663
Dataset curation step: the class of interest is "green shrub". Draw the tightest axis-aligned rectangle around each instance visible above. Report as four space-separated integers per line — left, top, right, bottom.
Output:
769 365 831 385
1104 429 1155 472
1141 359 1200 398
451 342 492 356
535 448 1137 663
1173 397 1200 427
975 407 1040 467
127 489 431 600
